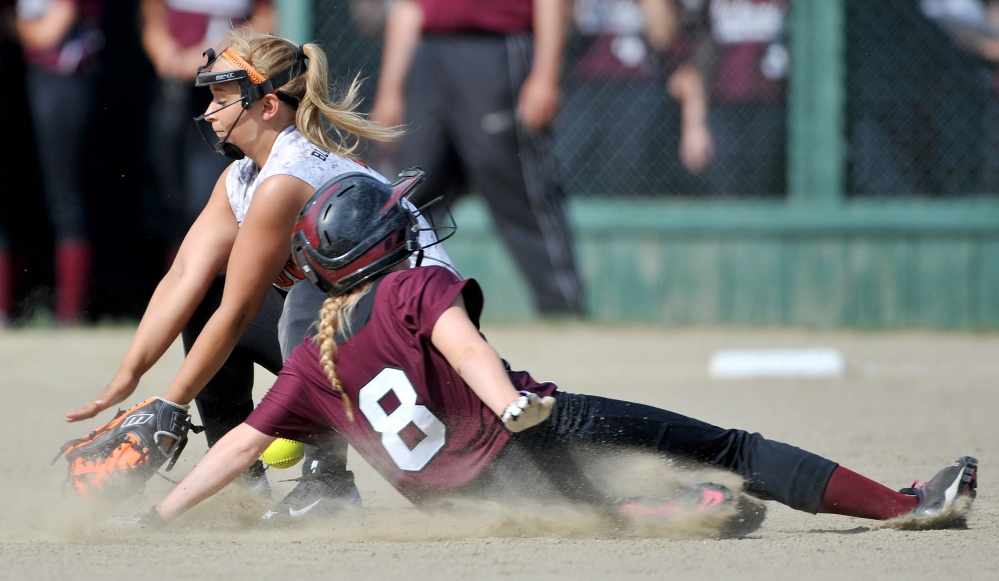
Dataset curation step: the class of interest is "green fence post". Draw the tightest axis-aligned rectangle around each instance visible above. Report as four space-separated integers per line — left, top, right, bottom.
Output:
787 0 845 207
275 0 312 44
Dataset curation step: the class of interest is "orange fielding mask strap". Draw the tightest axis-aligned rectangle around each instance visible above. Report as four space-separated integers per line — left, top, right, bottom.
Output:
221 47 267 85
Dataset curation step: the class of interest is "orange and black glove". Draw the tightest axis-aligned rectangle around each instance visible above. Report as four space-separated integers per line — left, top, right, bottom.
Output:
56 397 201 499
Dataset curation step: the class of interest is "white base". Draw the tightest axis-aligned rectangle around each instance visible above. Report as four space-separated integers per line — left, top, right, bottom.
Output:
708 348 846 379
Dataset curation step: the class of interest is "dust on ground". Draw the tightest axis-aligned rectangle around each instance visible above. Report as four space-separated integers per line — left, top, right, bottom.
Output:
1 325 996 580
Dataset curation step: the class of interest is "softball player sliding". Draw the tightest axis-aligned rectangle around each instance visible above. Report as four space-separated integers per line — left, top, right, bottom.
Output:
124 172 977 533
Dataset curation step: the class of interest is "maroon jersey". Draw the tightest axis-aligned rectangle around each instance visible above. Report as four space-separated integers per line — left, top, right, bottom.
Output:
702 0 789 105
165 0 272 48
246 267 557 504
417 0 533 34
22 0 104 73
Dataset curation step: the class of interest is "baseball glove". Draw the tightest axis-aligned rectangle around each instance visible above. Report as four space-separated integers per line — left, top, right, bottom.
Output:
55 397 202 499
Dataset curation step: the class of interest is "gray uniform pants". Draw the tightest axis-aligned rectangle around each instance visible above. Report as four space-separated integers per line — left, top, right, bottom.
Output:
398 33 584 316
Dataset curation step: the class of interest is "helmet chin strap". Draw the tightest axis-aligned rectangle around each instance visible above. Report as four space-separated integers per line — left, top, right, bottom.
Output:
406 236 425 267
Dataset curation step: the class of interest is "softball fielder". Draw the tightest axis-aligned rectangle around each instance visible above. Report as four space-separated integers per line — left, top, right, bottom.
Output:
65 29 455 520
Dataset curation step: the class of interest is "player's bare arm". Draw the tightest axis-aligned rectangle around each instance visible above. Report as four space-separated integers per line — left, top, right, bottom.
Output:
156 423 275 522
431 295 523 416
430 294 555 432
66 169 239 422
249 2 275 35
370 0 423 129
139 0 182 77
641 0 678 50
161 174 314 407
15 0 76 51
669 64 714 174
517 0 565 132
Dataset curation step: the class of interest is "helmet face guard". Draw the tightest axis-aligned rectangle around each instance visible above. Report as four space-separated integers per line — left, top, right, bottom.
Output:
192 44 307 160
291 169 455 297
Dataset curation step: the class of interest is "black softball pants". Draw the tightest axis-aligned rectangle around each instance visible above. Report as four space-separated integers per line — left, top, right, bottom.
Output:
483 392 838 514
182 275 285 447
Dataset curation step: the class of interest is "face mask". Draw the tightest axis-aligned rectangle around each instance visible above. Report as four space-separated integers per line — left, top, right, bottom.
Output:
192 44 308 160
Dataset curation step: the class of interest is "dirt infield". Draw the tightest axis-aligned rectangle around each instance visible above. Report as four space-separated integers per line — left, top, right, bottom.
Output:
1 325 996 580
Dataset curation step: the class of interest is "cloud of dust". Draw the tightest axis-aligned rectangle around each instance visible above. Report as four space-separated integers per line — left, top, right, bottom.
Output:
12 450 764 544
871 496 973 531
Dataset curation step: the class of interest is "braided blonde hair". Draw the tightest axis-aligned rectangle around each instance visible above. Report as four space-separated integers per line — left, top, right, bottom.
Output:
314 283 373 421
223 29 400 156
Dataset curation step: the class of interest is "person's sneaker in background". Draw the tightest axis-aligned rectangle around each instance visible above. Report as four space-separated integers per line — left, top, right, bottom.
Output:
234 459 271 499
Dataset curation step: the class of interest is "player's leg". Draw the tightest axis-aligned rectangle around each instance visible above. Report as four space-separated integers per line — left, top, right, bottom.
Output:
533 392 975 523
464 422 746 534
263 281 361 521
439 34 585 316
183 275 286 497
462 432 611 507
819 458 977 523
25 67 95 325
392 36 462 213
182 85 232 230
0 236 10 326
146 78 189 254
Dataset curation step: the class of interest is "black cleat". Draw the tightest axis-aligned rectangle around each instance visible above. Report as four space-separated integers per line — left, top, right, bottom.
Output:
235 459 271 499
262 459 361 522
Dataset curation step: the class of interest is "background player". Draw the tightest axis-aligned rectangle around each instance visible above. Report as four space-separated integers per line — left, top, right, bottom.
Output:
122 172 977 532
139 0 274 267
369 0 585 318
16 0 105 325
63 29 456 521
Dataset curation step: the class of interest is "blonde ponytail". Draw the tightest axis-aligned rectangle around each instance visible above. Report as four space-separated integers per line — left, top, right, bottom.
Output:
297 44 400 155
222 29 401 158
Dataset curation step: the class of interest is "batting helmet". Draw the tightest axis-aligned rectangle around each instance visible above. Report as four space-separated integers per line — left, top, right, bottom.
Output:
291 169 426 297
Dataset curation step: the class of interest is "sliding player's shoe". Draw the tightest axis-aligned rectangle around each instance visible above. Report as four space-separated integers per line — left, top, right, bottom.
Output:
617 482 732 519
898 456 977 525
617 482 764 537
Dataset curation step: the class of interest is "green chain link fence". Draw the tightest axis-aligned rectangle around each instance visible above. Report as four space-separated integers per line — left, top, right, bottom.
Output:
309 0 999 200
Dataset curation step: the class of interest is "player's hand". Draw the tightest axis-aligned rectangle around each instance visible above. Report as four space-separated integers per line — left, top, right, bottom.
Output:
166 46 210 80
501 393 556 433
679 122 713 175
65 375 138 422
370 91 405 130
517 72 560 133
110 507 166 528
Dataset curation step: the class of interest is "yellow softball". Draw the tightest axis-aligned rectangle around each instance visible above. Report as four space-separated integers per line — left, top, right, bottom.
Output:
261 438 305 469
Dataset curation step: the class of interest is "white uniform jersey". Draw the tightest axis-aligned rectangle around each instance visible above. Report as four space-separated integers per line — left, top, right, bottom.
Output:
226 125 457 289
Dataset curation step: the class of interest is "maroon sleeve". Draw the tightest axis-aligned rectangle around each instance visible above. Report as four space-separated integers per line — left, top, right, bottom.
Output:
385 267 483 340
244 340 337 446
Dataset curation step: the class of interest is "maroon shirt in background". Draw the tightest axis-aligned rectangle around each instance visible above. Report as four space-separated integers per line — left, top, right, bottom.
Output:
573 34 655 82
711 43 784 104
166 0 272 48
417 0 533 34
704 0 788 105
22 0 104 72
246 267 558 504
